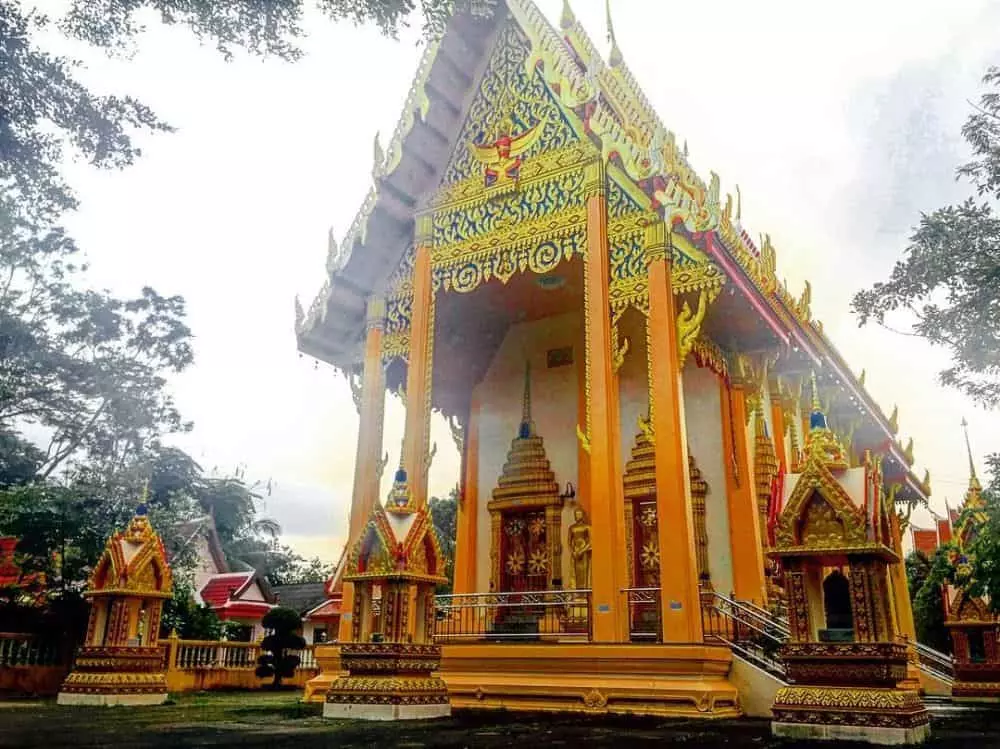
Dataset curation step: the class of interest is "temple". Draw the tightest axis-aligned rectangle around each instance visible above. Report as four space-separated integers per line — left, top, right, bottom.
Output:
295 0 934 732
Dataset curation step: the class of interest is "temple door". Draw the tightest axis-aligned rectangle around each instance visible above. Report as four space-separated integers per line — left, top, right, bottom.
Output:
630 500 661 639
500 510 548 593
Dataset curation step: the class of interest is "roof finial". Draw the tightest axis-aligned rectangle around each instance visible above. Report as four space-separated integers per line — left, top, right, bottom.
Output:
962 417 978 483
605 0 622 66
519 360 534 438
137 478 150 516
560 0 576 29
809 371 827 430
735 184 742 221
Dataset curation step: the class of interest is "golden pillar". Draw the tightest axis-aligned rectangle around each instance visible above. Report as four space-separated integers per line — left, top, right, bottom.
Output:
720 377 767 605
453 388 480 594
582 163 628 641
337 296 387 642
645 222 702 643
402 218 436 510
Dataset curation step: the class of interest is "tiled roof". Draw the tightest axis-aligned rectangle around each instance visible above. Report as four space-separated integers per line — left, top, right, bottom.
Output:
199 572 255 609
272 583 328 615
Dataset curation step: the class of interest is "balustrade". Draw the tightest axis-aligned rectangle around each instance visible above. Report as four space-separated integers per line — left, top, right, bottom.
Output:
433 590 592 642
0 633 62 667
622 588 662 642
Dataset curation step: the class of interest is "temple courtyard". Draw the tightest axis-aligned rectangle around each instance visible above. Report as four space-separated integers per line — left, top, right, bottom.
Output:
0 693 995 748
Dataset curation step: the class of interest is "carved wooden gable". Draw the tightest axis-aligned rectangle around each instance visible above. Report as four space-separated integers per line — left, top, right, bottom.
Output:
775 461 867 553
440 20 580 188
88 513 172 598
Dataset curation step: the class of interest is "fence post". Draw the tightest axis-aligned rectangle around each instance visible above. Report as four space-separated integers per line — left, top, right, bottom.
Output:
166 629 180 671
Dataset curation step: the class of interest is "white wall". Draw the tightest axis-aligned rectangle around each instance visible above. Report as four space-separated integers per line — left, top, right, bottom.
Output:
474 313 581 592
682 361 734 596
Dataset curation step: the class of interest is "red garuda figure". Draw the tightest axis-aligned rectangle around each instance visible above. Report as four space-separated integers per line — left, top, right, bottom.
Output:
468 123 543 188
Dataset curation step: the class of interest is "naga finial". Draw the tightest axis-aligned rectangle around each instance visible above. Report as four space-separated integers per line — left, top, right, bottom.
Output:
372 131 385 180
560 0 576 29
859 368 866 387
735 184 742 221
888 404 899 434
605 0 622 66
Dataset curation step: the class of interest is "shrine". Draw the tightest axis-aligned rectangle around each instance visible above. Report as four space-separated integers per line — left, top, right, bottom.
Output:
769 379 930 744
295 0 930 720
943 422 1000 702
57 503 173 706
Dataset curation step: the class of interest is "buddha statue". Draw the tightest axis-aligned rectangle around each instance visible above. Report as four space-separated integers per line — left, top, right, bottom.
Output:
568 507 592 590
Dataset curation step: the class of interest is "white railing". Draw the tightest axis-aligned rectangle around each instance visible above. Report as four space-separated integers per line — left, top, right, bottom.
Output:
0 633 62 666
166 638 317 671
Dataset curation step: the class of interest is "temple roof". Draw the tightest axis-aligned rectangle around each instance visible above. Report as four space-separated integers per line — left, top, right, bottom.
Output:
294 0 929 507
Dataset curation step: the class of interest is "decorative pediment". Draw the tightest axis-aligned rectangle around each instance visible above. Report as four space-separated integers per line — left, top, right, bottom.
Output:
439 20 582 191
87 509 172 599
347 503 447 583
774 461 868 555
949 589 993 625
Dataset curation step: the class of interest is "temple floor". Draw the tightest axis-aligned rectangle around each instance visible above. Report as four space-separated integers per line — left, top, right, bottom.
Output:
0 691 996 747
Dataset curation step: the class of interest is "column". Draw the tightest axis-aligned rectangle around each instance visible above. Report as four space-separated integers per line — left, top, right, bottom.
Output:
402 216 436 509
337 295 386 642
453 389 480 594
720 377 768 605
582 162 628 641
645 221 703 643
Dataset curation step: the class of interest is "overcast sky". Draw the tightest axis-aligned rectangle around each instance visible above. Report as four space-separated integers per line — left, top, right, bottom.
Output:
54 0 1000 561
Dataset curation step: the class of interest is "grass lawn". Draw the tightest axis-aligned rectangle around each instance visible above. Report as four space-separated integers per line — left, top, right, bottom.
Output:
0 691 997 748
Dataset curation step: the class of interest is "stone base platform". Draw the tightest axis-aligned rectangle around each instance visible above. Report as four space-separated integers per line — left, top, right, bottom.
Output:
323 702 451 721
951 681 1000 702
773 721 931 745
57 646 169 708
324 642 450 722
57 691 168 707
440 643 739 718
771 685 930 746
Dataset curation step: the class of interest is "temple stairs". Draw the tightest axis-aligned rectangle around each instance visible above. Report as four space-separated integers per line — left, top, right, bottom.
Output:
700 591 956 712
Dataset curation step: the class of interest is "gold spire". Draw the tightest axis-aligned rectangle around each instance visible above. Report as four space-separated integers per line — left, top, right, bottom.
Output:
605 0 622 66
804 372 847 470
386 439 415 514
962 417 979 487
520 360 534 438
560 0 576 29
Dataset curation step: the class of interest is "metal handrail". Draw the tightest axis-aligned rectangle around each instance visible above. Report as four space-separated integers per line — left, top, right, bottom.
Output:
434 589 592 643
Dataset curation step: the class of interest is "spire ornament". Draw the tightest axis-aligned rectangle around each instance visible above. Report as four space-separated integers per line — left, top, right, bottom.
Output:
605 0 622 66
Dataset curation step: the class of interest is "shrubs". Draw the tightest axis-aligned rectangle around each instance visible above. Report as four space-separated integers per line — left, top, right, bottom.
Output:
255 607 306 688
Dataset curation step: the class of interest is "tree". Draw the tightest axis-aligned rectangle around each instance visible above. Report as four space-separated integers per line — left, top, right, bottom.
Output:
3 1 494 226
963 455 1000 610
0 204 194 479
255 606 306 688
905 548 954 654
429 488 457 593
853 67 1000 407
160 578 224 640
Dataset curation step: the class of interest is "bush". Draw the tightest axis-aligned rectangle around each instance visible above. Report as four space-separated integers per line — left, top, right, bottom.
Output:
255 607 306 688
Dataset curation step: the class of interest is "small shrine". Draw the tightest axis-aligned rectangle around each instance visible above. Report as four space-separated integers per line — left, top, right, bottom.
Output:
324 465 451 721
769 378 930 744
57 503 173 706
944 421 999 702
